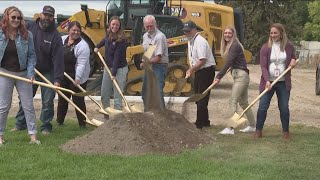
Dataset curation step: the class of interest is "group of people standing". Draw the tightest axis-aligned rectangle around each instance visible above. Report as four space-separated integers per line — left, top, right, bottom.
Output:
183 21 297 140
0 5 297 146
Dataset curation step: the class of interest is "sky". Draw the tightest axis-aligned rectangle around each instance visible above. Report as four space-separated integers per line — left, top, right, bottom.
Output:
0 1 108 17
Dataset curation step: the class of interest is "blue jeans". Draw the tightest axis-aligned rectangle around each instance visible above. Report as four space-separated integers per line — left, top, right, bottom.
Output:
256 81 290 132
16 71 55 132
0 68 37 135
142 63 167 111
101 66 128 110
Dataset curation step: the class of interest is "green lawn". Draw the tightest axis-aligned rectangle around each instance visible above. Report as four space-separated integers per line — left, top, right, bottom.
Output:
1 118 320 180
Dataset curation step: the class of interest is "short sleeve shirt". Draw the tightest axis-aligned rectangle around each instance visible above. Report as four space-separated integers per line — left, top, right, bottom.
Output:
143 29 169 64
188 33 216 69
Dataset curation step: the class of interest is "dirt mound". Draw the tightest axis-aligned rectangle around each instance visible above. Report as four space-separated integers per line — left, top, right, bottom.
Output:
61 109 214 155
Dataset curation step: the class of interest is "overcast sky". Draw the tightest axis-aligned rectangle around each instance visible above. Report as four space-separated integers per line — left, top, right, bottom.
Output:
0 1 107 17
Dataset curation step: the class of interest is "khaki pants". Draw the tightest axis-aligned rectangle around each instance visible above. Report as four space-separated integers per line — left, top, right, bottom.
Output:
229 69 255 127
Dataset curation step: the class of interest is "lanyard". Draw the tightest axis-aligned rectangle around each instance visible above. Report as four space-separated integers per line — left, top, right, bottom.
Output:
190 34 199 58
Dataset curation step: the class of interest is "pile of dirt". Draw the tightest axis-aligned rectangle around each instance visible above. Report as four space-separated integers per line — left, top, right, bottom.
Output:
60 110 214 155
61 56 214 155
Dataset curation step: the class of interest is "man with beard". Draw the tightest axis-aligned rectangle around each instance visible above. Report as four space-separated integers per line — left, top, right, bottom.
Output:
183 20 216 129
11 5 64 135
140 15 168 112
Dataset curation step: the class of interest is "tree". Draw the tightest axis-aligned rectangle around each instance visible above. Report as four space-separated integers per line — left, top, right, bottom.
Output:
304 1 320 41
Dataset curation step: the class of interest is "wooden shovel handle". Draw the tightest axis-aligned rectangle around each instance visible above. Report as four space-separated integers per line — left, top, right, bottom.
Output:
202 67 231 95
238 59 299 118
63 72 104 110
97 52 132 112
35 69 88 119
0 70 75 94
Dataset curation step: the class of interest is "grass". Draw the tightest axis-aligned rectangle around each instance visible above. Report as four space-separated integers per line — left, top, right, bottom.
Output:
1 118 320 180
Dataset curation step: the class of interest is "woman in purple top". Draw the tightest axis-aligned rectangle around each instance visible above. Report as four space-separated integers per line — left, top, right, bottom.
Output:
94 16 128 113
214 26 255 135
256 23 297 140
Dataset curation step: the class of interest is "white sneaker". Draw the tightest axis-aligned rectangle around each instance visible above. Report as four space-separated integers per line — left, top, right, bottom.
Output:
239 126 256 133
218 128 235 135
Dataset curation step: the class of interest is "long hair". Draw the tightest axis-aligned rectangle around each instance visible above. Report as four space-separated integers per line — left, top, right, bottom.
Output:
267 23 287 51
107 16 126 42
0 6 28 40
220 26 244 58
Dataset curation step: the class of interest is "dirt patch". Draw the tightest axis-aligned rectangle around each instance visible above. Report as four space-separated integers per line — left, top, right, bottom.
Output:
60 110 214 155
61 63 214 155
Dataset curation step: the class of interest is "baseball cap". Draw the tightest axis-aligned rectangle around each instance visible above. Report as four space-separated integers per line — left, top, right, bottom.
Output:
182 20 197 31
42 5 55 16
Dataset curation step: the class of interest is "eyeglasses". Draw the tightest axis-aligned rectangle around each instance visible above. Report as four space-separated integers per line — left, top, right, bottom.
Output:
10 16 22 20
183 30 191 33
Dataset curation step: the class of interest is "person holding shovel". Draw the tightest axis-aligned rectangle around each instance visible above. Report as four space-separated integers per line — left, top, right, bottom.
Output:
140 15 168 112
57 21 90 129
256 23 297 140
183 20 216 129
214 26 256 135
13 5 64 135
94 16 128 114
0 6 40 144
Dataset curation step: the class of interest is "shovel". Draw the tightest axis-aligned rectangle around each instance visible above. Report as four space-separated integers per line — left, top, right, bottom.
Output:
35 69 103 126
230 59 299 127
172 75 189 94
0 71 92 97
64 72 108 116
184 67 231 103
97 52 142 113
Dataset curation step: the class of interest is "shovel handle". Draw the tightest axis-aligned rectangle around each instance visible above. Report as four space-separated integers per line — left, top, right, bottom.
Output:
0 70 75 95
202 67 231 95
97 52 132 112
35 69 88 119
63 72 105 111
238 59 299 119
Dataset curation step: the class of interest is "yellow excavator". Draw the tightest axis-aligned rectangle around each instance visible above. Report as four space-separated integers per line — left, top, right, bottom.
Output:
56 0 252 96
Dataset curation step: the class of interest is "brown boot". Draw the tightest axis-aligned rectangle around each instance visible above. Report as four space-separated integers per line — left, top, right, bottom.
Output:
254 130 262 138
283 132 290 140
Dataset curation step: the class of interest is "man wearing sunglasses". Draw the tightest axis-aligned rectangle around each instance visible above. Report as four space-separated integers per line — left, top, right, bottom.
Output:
12 5 64 135
183 20 216 129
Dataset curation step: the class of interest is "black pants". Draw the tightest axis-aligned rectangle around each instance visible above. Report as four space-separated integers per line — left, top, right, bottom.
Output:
57 76 87 127
194 65 215 128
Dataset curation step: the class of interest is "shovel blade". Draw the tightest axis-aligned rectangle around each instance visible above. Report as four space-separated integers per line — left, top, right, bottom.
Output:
129 105 142 112
105 107 122 114
122 105 142 113
229 112 247 128
184 93 206 103
97 109 109 115
172 78 187 93
142 45 156 60
86 118 104 126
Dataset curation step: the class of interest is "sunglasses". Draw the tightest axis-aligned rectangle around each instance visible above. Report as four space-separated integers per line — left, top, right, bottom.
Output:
10 16 22 20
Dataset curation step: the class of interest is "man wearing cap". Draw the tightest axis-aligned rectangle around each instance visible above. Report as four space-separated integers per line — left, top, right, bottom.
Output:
183 20 216 129
140 15 168 111
12 5 64 135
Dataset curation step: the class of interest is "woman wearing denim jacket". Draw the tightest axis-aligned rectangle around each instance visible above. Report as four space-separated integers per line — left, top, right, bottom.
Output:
214 26 256 135
256 23 297 140
0 6 40 145
94 16 128 113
